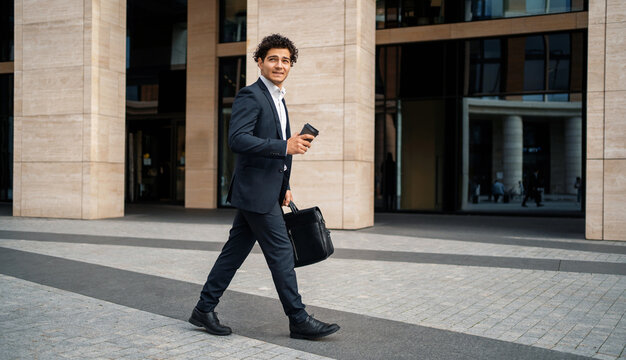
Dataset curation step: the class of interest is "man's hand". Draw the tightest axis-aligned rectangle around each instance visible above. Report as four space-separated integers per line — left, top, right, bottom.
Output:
283 190 293 206
287 132 315 155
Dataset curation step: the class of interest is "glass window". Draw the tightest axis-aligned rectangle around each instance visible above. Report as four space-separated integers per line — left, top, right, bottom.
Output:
468 39 503 95
0 74 13 202
125 0 187 204
549 0 572 12
126 0 187 116
466 0 584 21
218 57 246 206
471 0 504 20
0 0 13 62
548 33 570 91
377 0 465 28
463 32 584 215
467 32 581 98
376 42 461 212
526 0 547 14
376 0 386 29
524 35 545 91
220 0 246 43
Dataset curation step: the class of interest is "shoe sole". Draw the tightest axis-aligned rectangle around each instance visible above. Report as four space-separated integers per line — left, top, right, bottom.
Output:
290 326 340 340
189 317 232 336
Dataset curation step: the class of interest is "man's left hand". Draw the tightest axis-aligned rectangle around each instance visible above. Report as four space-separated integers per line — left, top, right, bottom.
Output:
283 190 293 206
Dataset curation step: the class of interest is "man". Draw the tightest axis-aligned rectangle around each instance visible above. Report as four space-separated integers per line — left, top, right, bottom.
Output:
522 169 543 207
492 179 504 203
189 34 340 340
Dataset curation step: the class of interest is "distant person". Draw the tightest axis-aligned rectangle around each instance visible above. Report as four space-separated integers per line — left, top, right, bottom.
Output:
574 176 582 204
492 179 505 203
469 177 479 203
522 169 543 207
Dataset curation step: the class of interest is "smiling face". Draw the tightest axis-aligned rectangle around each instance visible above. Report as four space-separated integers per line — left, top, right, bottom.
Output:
257 48 292 88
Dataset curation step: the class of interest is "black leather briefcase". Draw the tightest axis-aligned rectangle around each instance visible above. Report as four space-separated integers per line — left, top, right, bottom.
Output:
283 202 334 267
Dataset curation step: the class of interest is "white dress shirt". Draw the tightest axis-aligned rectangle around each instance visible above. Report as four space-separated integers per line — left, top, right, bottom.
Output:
259 75 290 160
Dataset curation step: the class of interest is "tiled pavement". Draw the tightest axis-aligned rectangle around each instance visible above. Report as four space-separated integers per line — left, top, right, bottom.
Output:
1 208 625 360
0 274 331 360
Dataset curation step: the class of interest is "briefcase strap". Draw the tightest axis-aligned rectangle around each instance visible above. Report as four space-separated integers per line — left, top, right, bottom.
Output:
288 201 299 214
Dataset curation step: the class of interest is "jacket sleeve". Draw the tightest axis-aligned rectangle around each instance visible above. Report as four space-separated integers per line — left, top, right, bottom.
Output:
228 87 288 158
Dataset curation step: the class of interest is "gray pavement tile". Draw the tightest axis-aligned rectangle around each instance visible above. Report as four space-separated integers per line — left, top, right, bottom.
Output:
591 354 617 360
3 217 625 360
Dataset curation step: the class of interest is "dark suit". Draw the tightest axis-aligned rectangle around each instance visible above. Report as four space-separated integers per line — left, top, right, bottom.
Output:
196 78 308 323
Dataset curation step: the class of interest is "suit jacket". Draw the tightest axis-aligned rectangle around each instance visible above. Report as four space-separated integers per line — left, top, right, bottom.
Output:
227 78 292 214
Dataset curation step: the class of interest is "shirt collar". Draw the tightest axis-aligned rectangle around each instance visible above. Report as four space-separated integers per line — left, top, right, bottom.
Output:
260 75 286 100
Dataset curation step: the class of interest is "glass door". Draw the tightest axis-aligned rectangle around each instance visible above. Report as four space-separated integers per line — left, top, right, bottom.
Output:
126 119 185 203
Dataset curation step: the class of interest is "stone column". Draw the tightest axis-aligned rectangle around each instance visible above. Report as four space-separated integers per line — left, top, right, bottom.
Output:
564 117 582 195
586 0 626 241
13 0 126 219
185 0 218 208
247 0 375 229
502 115 523 194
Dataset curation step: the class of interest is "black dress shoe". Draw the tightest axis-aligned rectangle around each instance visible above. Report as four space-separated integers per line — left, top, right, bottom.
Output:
189 307 232 336
290 315 340 340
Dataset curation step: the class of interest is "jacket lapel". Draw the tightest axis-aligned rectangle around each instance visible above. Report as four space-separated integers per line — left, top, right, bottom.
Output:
283 98 291 137
256 78 284 140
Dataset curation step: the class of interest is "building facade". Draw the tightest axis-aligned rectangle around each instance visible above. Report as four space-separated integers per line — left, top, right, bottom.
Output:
0 0 624 240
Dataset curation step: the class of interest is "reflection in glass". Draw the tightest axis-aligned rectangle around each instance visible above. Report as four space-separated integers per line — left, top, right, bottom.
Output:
376 0 386 29
126 120 185 202
125 0 187 203
548 33 570 91
471 0 504 19
467 32 582 98
376 31 584 215
463 100 583 212
375 43 457 212
466 0 585 21
218 57 246 206
468 39 503 95
462 32 585 214
126 0 187 116
0 74 13 201
524 36 545 92
377 0 464 28
0 0 13 62
220 0 246 43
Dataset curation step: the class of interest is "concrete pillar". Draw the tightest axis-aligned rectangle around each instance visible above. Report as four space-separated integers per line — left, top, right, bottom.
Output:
247 0 375 229
564 117 582 195
502 115 523 194
13 0 126 219
586 0 626 241
185 0 218 208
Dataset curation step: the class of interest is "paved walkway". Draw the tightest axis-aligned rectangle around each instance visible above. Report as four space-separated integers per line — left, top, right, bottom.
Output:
0 204 625 359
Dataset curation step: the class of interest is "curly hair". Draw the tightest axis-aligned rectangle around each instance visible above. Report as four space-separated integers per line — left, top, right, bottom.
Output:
253 34 298 65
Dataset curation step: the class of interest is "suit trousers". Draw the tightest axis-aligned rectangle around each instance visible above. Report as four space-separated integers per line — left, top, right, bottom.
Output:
196 202 308 323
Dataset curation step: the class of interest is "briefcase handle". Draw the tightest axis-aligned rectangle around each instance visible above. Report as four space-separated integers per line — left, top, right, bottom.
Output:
288 201 299 214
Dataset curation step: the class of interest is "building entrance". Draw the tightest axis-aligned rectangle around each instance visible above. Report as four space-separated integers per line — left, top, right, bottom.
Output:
126 119 185 203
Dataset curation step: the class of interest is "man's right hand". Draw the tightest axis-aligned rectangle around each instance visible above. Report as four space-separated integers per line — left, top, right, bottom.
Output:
287 133 315 155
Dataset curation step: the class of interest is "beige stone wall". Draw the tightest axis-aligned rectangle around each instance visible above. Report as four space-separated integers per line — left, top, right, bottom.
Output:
13 0 126 219
586 0 626 240
246 0 375 229
185 0 219 209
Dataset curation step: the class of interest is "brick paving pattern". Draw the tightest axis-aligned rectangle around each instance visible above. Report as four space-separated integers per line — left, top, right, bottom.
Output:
1 215 625 359
0 274 332 360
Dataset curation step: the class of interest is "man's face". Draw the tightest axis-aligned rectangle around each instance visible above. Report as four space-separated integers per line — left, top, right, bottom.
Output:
258 48 291 87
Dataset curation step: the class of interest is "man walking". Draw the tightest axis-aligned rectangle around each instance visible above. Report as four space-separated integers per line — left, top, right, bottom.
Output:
189 34 340 340
522 169 544 207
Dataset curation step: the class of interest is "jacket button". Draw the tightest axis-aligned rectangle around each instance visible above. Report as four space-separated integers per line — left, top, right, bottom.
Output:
279 169 284 173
